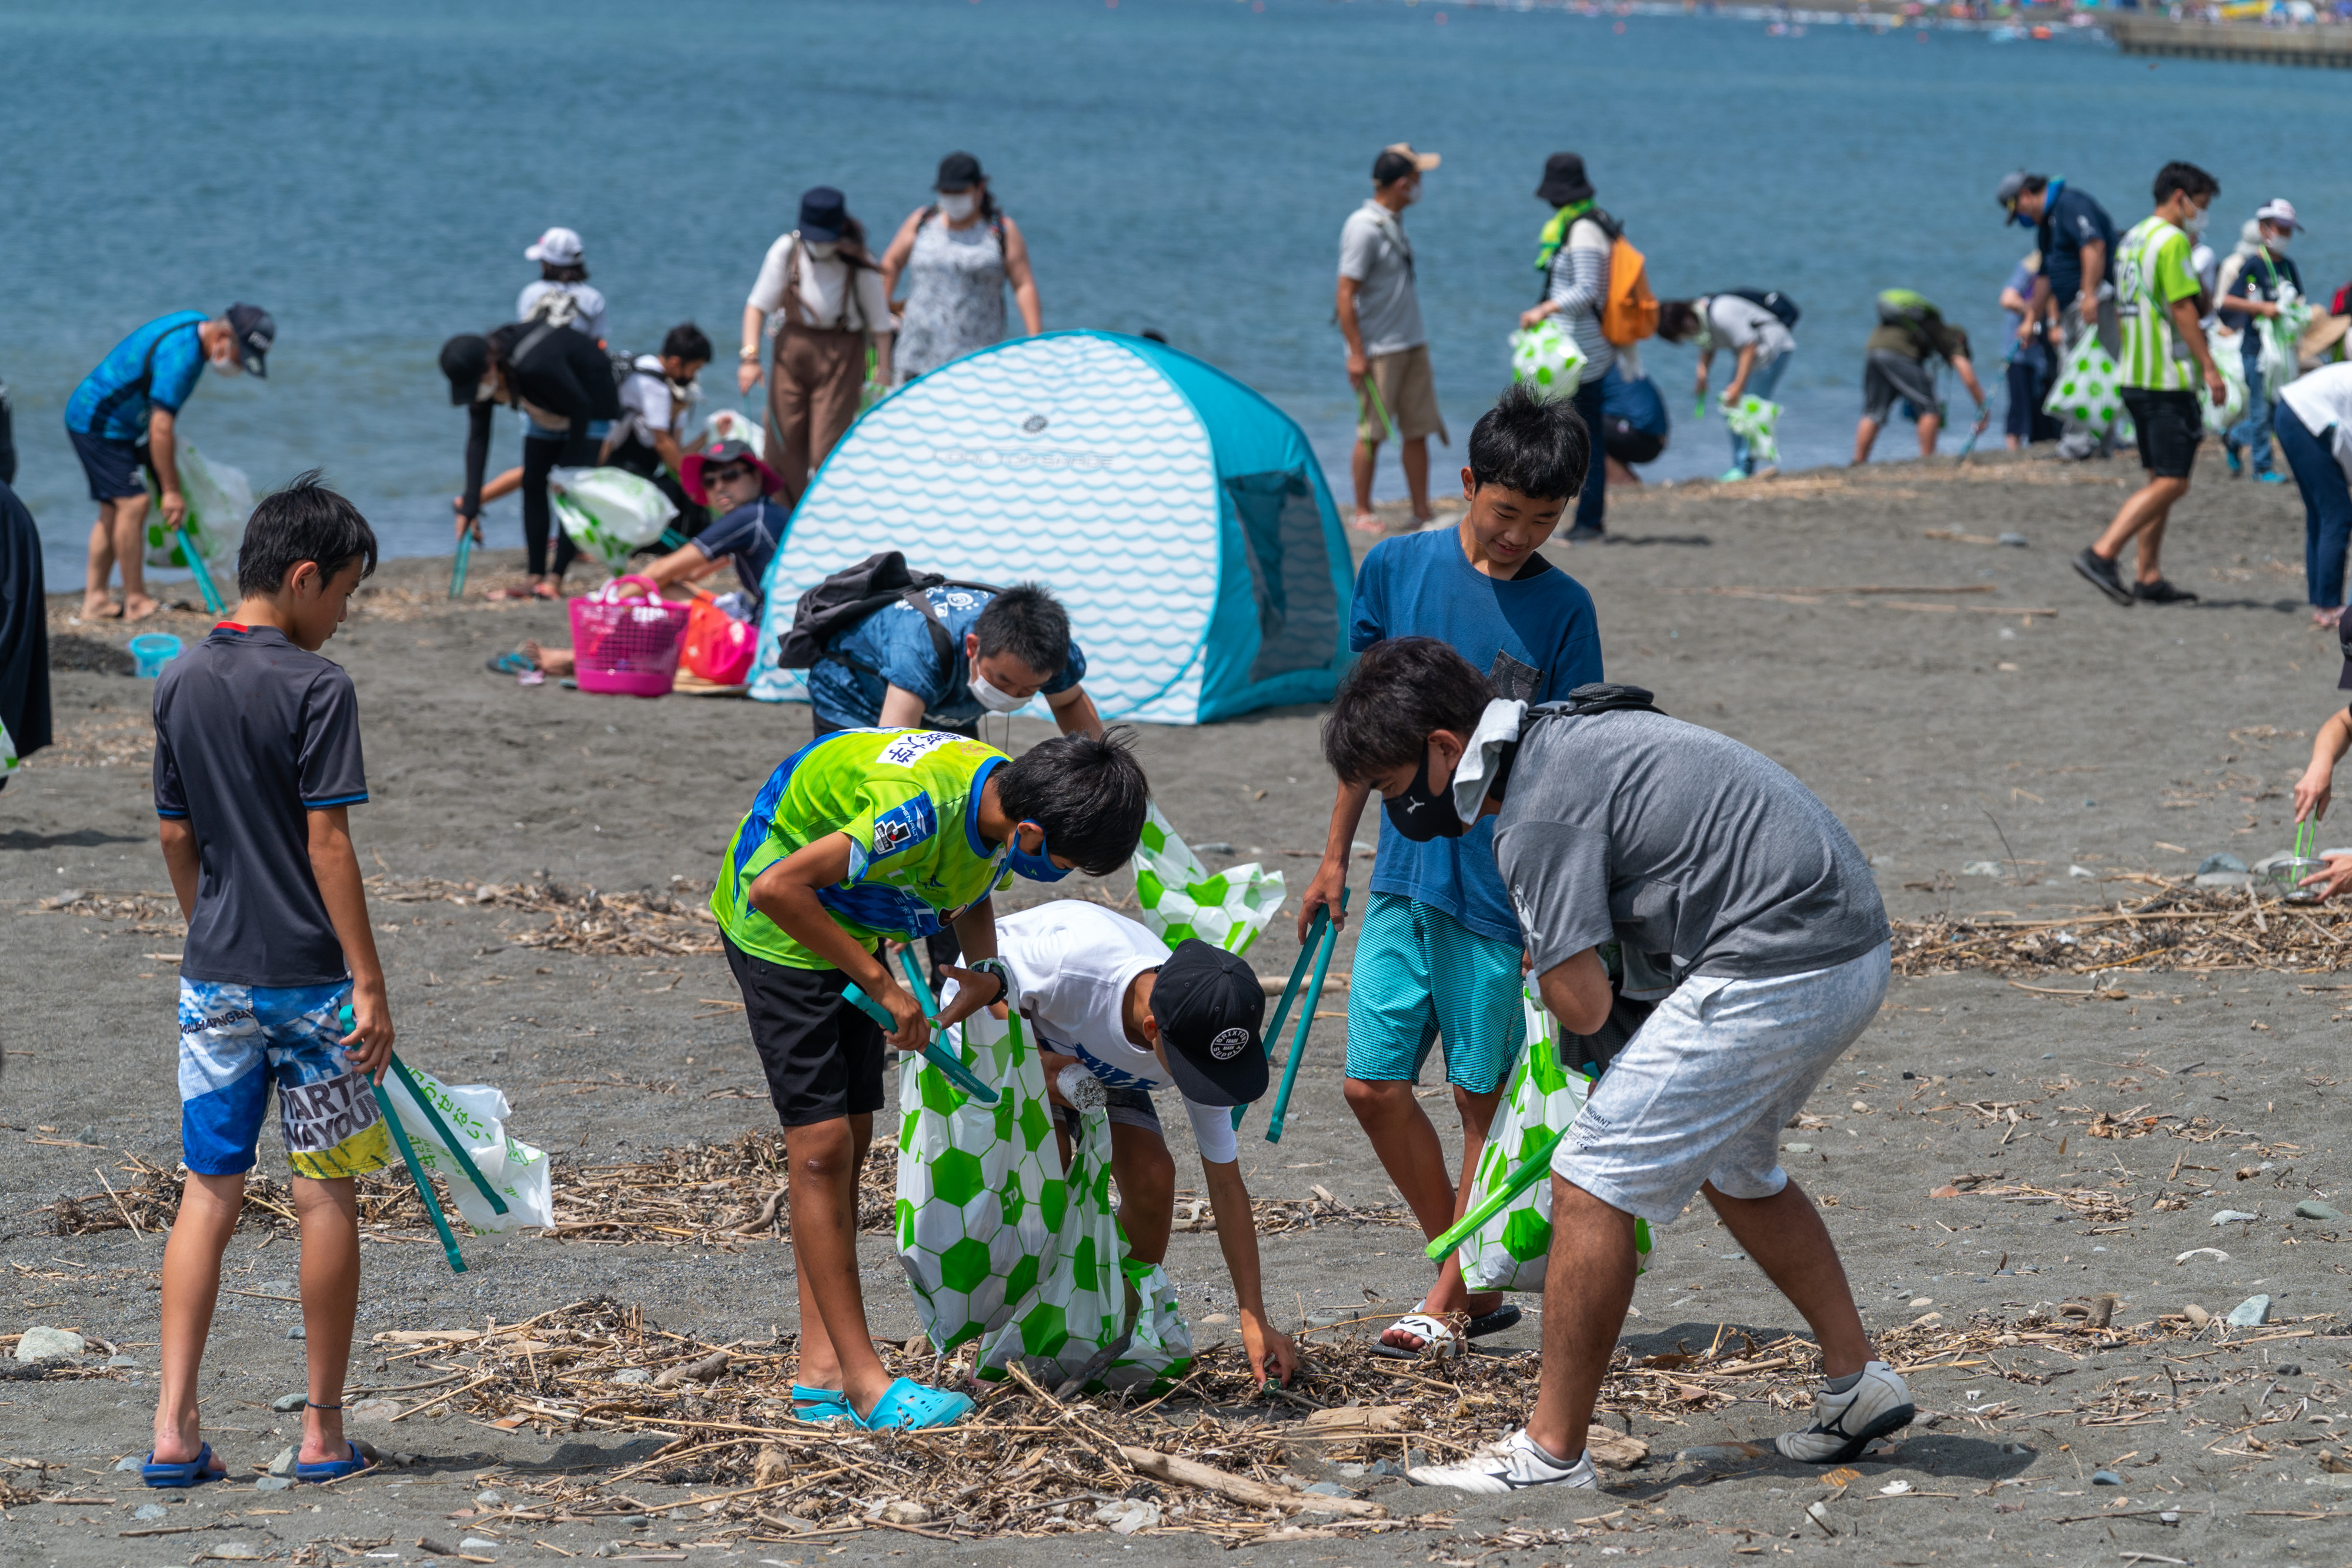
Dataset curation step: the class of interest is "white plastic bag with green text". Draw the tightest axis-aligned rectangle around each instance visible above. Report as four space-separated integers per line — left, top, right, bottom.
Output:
382 1066 553 1234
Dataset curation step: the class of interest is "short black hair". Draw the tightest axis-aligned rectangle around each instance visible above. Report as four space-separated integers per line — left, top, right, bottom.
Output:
238 470 378 596
1656 299 1700 344
1372 149 1418 188
2017 174 2049 198
1323 637 1492 785
662 322 713 364
995 727 1150 875
1467 382 1592 502
2154 161 2219 207
973 583 1071 677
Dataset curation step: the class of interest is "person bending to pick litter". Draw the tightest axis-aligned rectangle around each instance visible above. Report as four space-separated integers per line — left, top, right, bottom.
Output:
806 579 1102 743
146 474 391 1487
985 900 1301 1386
2072 162 2227 611
1317 638 1905 1493
2287 616 2352 901
1299 382 1602 1360
711 727 1150 1429
1850 290 1984 464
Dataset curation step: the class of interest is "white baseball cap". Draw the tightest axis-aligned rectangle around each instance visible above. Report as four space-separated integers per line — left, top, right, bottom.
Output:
524 226 585 265
2255 199 2303 232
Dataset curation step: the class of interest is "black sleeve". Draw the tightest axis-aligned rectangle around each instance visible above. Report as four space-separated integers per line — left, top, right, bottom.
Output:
460 402 492 520
562 333 624 431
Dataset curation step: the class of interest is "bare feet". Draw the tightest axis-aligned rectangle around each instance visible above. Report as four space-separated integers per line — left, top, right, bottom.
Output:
521 640 575 678
1350 510 1385 535
530 579 560 601
122 594 162 623
486 580 536 601
79 594 122 621
2316 607 2343 629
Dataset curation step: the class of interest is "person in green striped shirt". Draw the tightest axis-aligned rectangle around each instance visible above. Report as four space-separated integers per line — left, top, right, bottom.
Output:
2074 163 2227 609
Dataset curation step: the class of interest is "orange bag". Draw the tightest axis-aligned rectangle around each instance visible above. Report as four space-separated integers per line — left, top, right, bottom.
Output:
681 591 757 686
1601 233 1659 347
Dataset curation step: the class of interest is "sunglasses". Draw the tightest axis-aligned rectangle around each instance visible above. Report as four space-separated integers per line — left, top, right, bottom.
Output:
704 463 756 487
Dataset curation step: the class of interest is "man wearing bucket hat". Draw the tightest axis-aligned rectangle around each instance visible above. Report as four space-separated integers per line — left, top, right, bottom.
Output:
986 900 1301 1388
517 226 608 345
1337 143 1445 533
65 305 274 623
2218 199 2307 484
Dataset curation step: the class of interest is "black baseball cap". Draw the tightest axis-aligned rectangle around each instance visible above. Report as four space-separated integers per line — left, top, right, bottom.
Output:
1148 940 1268 1107
935 151 984 193
2337 613 2352 690
226 303 275 377
440 335 490 404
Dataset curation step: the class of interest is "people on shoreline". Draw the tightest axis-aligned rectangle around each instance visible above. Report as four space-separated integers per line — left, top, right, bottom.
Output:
1851 290 1985 464
2219 199 2306 484
1298 383 1602 1360
1660 291 1797 480
1999 171 2118 461
1999 256 2063 451
517 228 608 346
1338 144 1446 533
882 153 1042 385
66 305 275 622
2073 163 2227 610
607 323 713 535
740 188 895 510
1518 153 1613 542
2277 361 2352 628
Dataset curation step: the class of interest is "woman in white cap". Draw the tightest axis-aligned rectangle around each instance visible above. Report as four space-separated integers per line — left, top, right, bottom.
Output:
881 152 1043 385
517 227 609 346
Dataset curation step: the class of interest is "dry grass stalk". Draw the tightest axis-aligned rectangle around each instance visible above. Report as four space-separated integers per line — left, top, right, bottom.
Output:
1893 877 2352 978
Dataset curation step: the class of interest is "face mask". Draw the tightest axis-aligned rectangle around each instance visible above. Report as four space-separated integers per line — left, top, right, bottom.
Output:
2269 232 2293 253
939 191 978 222
2183 204 2211 238
211 347 244 376
804 239 839 261
1005 821 1072 882
968 670 1027 713
1384 745 1470 843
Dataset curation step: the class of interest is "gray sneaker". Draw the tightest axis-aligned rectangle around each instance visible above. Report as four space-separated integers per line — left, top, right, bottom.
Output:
1408 1428 1597 1495
1775 1360 1915 1463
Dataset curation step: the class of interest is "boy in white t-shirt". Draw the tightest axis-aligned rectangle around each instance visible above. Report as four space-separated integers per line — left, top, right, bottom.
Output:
989 901 1300 1386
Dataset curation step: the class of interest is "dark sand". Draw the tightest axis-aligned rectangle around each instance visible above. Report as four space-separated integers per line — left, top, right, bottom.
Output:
5 451 2347 1566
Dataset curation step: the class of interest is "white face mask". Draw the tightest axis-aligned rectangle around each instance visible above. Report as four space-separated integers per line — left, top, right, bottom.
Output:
210 345 244 376
2267 230 2293 253
2183 203 2211 238
939 191 978 222
968 670 1027 713
803 239 838 260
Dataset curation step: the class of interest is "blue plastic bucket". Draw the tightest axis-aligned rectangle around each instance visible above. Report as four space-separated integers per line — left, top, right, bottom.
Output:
129 633 184 677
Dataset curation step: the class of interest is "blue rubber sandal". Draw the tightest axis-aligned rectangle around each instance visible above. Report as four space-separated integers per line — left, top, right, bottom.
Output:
855 1377 973 1431
142 1443 223 1488
295 1440 372 1484
789 1384 856 1425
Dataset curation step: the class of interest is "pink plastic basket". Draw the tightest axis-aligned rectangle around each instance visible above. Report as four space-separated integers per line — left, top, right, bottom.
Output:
568 576 691 697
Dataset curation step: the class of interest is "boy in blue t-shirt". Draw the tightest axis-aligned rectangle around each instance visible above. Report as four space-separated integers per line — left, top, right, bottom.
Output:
1299 382 1604 1359
146 475 389 1488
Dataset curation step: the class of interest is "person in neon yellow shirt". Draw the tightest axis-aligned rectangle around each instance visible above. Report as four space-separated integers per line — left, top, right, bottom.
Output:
2074 162 2227 609
711 726 1148 1430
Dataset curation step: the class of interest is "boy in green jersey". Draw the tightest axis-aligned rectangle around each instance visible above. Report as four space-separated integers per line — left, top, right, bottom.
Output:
712 726 1150 1430
2074 162 2226 609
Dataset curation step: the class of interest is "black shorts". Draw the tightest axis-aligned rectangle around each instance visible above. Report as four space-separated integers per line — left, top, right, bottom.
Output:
2120 387 2201 480
723 932 886 1127
68 426 151 502
1862 350 1940 425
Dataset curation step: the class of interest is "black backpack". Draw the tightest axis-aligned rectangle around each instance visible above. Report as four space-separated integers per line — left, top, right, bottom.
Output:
1725 287 1801 331
773 551 1006 674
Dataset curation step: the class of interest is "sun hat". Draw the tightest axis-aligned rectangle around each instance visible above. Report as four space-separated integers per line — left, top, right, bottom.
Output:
1535 152 1594 207
524 226 584 265
934 152 984 193
798 187 848 244
2256 198 2303 232
680 439 783 509
224 303 275 377
2303 313 2351 369
1374 143 1440 185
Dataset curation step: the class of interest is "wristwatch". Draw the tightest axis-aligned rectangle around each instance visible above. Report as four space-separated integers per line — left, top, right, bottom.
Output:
738 346 760 362
967 956 1017 1014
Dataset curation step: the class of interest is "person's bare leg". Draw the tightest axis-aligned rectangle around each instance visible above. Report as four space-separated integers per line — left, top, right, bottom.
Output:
2091 476 2189 566
1604 454 1640 489
113 493 159 620
1522 1178 1639 1463
1916 412 1943 457
2132 509 2172 585
1401 436 1432 522
1851 418 1881 466
292 1175 360 1465
1351 438 1382 529
1701 1178 1873 1378
784 1114 882 1405
83 504 122 618
520 641 575 677
1107 1123 1175 1266
152 1171 244 1470
1344 1077 1502 1348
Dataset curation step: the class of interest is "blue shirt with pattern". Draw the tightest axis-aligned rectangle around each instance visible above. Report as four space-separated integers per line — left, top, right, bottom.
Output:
66 311 212 441
806 584 1087 729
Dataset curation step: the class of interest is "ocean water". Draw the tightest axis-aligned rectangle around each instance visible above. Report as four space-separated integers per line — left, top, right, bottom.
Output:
5 0 2347 590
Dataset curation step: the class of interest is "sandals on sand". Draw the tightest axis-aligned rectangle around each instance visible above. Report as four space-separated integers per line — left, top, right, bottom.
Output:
790 1384 857 1426
142 1443 223 1488
295 1440 372 1484
856 1377 973 1430
1372 1303 1524 1361
486 650 536 676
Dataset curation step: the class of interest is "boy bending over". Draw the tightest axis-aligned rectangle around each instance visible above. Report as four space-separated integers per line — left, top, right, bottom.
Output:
713 728 1149 1429
148 474 389 1487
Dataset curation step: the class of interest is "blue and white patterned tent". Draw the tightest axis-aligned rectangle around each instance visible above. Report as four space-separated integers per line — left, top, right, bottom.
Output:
746 331 1354 725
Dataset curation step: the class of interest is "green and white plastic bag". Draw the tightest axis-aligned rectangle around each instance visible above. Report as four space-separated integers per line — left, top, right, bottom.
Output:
1130 801 1285 957
549 466 677 570
2259 285 2311 399
141 442 253 572
1456 984 1653 1293
381 1066 553 1233
2203 350 2250 439
1509 319 1586 402
974 1099 1192 1396
1 716 17 782
2043 330 2123 435
1721 394 1783 466
895 1005 1061 1352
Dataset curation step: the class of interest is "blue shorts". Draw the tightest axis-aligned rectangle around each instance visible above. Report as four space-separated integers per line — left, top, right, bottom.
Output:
1343 891 1526 1094
66 425 149 502
177 978 390 1179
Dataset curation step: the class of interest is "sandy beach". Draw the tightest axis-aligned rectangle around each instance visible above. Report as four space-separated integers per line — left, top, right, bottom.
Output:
4 452 2347 1566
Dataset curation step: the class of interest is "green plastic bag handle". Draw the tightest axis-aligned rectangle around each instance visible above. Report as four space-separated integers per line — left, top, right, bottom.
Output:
449 524 473 600
840 982 1000 1106
339 1008 469 1273
1425 1126 1568 1261
339 1008 509 1216
1264 885 1347 1145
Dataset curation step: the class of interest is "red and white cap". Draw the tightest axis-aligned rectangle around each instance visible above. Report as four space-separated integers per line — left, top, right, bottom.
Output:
524 226 585 265
2255 199 2303 232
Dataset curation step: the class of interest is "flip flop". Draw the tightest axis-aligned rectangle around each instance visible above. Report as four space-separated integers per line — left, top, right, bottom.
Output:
1372 1303 1525 1361
295 1440 372 1484
789 1383 857 1426
854 1377 973 1431
142 1442 223 1488
486 650 536 676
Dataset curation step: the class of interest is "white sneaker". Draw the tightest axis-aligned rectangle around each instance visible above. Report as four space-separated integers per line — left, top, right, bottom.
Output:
1408 1428 1596 1495
1775 1360 1915 1462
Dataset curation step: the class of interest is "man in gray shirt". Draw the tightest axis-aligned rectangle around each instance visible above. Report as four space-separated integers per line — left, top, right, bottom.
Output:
1319 636 1907 1496
1338 144 1446 533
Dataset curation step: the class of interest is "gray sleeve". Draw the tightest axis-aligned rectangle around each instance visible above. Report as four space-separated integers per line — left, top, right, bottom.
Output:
1494 819 1617 977
1337 215 1379 283
1547 242 1607 315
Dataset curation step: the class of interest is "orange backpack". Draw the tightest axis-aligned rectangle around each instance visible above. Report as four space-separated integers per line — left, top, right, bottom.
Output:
1601 231 1659 347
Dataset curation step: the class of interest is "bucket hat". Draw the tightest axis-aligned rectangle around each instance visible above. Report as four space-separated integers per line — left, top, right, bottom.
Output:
680 439 783 509
1535 152 1593 206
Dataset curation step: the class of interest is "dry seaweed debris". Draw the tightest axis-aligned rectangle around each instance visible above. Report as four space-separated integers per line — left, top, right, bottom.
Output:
1893 877 2352 977
370 875 723 957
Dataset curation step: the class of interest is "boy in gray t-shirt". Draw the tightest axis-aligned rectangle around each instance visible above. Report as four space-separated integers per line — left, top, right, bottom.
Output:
1318 636 1907 1497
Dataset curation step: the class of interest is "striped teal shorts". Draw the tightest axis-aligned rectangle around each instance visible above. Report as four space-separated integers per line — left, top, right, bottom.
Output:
1344 891 1526 1094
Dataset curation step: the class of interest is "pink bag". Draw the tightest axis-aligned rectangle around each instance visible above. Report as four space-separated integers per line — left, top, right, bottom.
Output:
681 590 757 686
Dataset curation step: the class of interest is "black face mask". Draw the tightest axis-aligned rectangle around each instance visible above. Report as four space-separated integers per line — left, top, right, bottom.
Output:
1384 747 1469 843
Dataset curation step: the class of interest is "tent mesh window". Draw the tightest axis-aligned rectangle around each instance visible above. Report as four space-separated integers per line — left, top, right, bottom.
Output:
1227 470 1338 686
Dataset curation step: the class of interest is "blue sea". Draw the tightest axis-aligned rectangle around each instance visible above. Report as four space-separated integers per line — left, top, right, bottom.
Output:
5 0 2346 590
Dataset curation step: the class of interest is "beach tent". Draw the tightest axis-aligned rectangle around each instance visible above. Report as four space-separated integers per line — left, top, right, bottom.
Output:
746 331 1354 724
